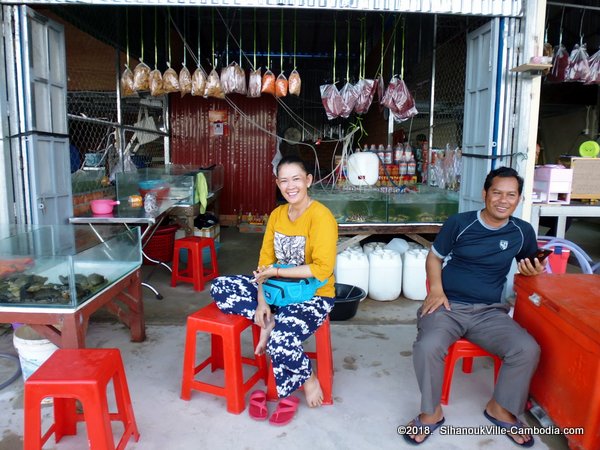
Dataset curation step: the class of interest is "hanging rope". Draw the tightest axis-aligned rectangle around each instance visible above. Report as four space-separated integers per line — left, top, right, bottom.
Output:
346 18 350 81
267 9 271 69
401 17 405 79
182 9 186 67
253 8 257 68
392 17 397 75
140 9 144 62
125 8 129 67
579 10 586 45
359 17 364 78
333 18 337 82
239 9 242 65
167 8 172 67
280 9 284 72
154 7 158 69
197 9 201 66
380 14 384 77
293 10 297 68
212 8 216 66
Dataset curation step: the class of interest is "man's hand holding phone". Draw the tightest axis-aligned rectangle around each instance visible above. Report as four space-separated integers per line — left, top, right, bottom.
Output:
518 248 551 276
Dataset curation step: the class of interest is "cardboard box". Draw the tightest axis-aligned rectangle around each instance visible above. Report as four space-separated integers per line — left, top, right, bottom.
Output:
194 224 220 242
238 223 266 234
513 274 600 450
570 157 600 200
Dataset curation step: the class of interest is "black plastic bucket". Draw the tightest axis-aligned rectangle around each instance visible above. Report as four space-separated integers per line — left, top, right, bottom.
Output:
330 283 367 321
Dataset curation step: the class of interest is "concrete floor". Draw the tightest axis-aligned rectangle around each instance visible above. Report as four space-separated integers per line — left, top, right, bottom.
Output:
1 219 598 450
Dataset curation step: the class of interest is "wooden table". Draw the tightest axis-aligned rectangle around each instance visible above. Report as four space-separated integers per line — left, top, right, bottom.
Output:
0 268 144 348
337 223 443 252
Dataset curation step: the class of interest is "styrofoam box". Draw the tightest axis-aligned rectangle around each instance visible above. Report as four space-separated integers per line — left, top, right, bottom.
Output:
194 224 220 243
533 166 573 204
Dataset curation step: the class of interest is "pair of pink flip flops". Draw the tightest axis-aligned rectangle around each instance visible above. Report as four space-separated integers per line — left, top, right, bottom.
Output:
248 390 300 426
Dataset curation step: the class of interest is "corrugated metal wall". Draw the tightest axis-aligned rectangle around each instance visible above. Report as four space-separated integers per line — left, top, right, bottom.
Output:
170 94 278 217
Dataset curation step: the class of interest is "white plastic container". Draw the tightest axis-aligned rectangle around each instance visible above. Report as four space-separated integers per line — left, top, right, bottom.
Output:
13 326 58 381
402 242 425 262
335 248 369 295
402 249 429 301
385 238 409 256
347 152 380 186
368 249 403 301
363 242 386 256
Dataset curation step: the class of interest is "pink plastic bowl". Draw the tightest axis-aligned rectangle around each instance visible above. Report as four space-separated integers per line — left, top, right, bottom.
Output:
90 199 120 215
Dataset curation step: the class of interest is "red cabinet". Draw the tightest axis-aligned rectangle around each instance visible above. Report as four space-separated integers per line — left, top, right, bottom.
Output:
513 274 600 450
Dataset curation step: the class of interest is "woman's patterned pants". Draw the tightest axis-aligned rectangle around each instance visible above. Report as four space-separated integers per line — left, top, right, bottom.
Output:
210 275 334 398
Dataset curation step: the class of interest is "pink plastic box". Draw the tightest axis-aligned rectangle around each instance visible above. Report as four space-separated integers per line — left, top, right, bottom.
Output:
533 165 573 204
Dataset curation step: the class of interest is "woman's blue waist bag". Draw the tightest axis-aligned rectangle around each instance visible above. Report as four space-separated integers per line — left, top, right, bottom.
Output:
262 264 327 307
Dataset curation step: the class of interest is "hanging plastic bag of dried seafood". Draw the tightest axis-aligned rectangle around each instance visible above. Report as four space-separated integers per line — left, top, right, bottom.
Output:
566 44 590 82
232 62 247 95
275 73 288 97
149 68 165 96
133 60 151 91
121 65 135 97
206 68 225 99
162 63 180 94
585 48 600 84
320 83 344 120
220 63 236 94
179 64 192 97
381 76 418 122
191 66 207 96
261 69 276 95
288 69 301 96
353 79 376 114
339 82 359 118
248 68 262 97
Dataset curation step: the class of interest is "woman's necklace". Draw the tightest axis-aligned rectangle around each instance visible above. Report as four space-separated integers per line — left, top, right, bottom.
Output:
288 198 312 221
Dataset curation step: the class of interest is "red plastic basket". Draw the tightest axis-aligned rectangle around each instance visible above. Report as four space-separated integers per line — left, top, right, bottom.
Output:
143 225 179 265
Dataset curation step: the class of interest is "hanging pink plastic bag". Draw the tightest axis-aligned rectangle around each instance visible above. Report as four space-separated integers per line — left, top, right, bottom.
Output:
320 84 344 120
585 48 600 84
381 76 418 122
566 44 590 82
353 79 376 114
339 82 359 118
248 68 262 98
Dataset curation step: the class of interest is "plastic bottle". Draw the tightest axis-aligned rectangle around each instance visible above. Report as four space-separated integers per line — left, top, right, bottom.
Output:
363 144 369 152
407 152 417 176
377 144 385 163
385 144 393 165
394 144 403 164
399 150 408 176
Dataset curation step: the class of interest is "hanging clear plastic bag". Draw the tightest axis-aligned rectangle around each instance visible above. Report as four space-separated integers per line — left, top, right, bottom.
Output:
133 61 151 91
162 65 180 93
275 73 288 98
232 62 247 95
220 63 236 94
149 69 165 96
353 79 376 114
247 68 262 98
179 65 192 97
381 76 418 122
339 82 359 118
191 66 207 96
566 44 590 82
546 44 569 83
120 66 135 97
206 68 225 99
261 69 276 95
288 69 301 96
585 48 600 84
320 84 344 120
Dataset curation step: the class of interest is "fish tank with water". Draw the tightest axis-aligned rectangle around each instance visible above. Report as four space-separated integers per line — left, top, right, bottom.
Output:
0 224 141 308
311 184 458 224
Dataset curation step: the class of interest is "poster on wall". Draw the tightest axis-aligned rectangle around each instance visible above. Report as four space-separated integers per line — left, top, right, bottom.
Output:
209 110 228 137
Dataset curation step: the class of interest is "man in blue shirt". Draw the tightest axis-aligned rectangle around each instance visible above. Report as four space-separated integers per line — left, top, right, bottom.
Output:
403 167 545 447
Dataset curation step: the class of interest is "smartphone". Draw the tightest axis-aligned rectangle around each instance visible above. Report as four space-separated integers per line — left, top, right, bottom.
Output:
526 248 553 264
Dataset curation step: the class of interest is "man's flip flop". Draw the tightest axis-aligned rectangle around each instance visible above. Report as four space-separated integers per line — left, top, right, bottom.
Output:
248 390 268 421
269 396 300 426
401 416 445 445
483 410 535 447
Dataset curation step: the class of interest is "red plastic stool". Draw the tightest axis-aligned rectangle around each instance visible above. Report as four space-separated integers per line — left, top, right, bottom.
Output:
266 317 334 405
441 338 502 405
180 303 267 414
171 236 219 291
24 348 139 450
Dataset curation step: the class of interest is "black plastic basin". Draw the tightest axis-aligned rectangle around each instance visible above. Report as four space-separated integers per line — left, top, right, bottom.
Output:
330 283 367 321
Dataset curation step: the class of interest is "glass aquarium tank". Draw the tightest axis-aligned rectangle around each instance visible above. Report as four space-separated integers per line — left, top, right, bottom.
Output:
310 187 388 223
0 224 141 308
311 184 458 224
115 165 197 204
